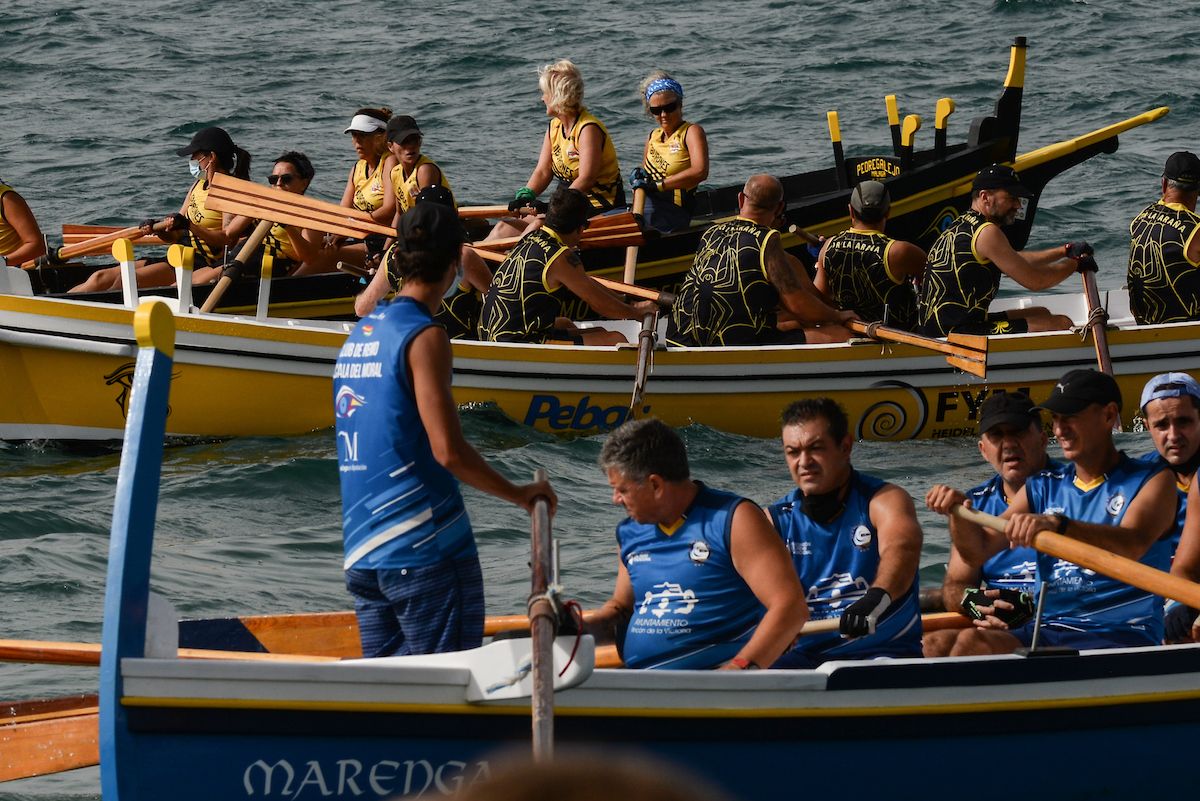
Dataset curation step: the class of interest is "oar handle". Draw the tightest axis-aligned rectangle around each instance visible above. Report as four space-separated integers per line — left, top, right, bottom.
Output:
951 504 1200 609
787 223 822 247
622 188 647 284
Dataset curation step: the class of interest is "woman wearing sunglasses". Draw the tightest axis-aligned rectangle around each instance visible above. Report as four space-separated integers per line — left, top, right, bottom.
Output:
192 151 320 283
494 60 623 239
70 126 253 293
629 72 709 233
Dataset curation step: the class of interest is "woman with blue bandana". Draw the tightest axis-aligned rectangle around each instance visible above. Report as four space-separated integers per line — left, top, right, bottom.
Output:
630 72 709 233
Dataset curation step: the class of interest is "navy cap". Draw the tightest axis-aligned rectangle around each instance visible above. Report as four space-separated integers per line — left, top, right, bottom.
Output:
1035 369 1122 415
1164 151 1200 188
176 126 235 158
972 164 1034 199
978 391 1041 434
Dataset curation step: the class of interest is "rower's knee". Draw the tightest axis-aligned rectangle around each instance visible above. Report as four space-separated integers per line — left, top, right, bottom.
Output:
922 629 958 658
1025 313 1073 332
949 627 1020 656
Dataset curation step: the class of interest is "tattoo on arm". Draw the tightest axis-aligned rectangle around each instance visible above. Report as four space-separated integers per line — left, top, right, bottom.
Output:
765 243 801 292
566 249 583 268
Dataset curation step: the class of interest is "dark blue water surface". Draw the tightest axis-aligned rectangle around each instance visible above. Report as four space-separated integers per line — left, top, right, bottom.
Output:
1 0 1196 796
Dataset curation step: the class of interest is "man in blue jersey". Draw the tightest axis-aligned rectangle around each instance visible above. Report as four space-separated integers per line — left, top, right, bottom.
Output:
928 369 1178 651
768 398 924 668
924 392 1055 656
335 202 556 658
585 418 807 670
1137 372 1200 640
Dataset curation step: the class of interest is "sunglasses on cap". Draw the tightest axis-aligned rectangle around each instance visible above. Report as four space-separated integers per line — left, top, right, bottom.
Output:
268 173 299 186
649 101 680 115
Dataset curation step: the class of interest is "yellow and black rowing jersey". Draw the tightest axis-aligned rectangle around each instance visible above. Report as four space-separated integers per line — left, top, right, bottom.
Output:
391 155 456 214
263 221 299 265
382 245 479 339
477 227 572 343
668 218 781 346
0 184 21 256
821 228 916 330
642 121 695 212
183 179 224 263
916 209 1001 336
1127 200 1200 325
549 109 623 211
351 155 388 213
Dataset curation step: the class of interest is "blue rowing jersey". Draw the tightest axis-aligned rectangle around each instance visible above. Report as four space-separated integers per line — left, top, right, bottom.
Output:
767 470 922 668
1136 451 1188 555
1023 454 1170 645
969 459 1063 593
334 296 475 571
618 484 765 670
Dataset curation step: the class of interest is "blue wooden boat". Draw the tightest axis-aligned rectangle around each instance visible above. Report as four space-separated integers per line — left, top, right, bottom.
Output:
98 302 1200 801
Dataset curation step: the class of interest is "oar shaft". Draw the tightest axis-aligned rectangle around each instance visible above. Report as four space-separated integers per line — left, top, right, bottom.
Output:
952 504 1200 609
623 188 647 284
199 219 274 314
1080 266 1113 376
593 276 674 307
528 467 555 762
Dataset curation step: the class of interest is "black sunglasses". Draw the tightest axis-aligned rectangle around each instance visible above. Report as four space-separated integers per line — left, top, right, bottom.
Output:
649 101 680 115
268 173 299 186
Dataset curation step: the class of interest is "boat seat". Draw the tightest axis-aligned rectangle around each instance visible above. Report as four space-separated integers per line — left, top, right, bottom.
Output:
1105 288 1136 327
0 265 34 296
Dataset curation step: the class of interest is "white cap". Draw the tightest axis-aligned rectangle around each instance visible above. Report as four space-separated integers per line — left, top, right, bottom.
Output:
343 114 387 135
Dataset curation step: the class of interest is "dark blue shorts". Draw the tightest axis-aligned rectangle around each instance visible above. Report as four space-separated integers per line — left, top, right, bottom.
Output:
345 554 484 657
1014 623 1157 650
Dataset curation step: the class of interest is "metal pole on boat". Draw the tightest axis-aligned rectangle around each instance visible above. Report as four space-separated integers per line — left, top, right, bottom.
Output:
528 468 556 762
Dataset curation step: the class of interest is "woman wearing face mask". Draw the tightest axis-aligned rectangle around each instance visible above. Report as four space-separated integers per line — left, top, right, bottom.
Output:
70 126 253 293
192 151 321 283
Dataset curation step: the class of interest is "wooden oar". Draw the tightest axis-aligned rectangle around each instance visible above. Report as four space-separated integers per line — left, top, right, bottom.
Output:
623 188 647 283
1 694 99 782
628 310 658 416
848 320 988 378
198 219 274 313
1079 257 1113 376
952 504 1200 609
22 219 173 268
528 467 555 762
62 224 166 247
207 173 394 239
593 277 675 307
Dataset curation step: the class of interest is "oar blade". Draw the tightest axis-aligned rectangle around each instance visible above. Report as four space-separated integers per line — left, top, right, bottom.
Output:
946 331 990 354
946 353 987 378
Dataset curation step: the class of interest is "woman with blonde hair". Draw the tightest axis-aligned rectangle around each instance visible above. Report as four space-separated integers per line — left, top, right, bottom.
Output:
629 71 709 233
506 60 624 221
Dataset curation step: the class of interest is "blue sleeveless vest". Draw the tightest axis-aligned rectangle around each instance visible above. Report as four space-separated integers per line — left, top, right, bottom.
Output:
334 296 475 570
768 470 922 666
618 484 764 670
1136 451 1187 554
969 460 1063 593
1023 454 1169 645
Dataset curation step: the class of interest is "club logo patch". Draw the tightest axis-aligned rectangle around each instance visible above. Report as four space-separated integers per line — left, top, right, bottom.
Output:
335 385 367 419
1106 492 1126 517
851 525 873 550
689 541 710 563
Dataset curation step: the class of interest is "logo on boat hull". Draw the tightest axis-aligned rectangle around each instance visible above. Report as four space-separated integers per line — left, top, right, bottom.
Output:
524 394 640 431
104 361 179 420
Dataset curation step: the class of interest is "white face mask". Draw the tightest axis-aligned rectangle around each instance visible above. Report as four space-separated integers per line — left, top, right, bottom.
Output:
189 159 202 178
443 263 464 299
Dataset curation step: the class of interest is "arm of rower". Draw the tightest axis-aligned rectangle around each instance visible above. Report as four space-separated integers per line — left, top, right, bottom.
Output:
723 502 808 669
812 238 832 298
868 484 923 600
354 265 392 318
584 558 634 648
461 246 492 294
409 326 543 510
339 169 355 209
415 162 441 192
1007 469 1176 559
547 249 650 320
525 131 554 195
1172 481 1200 583
975 225 1076 291
766 236 854 324
661 124 710 190
942 546 982 613
0 191 46 264
188 212 253 251
884 239 927 282
368 155 398 225
570 124 602 193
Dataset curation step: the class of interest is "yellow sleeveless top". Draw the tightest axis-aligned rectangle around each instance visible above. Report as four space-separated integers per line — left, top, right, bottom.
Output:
264 222 299 263
185 179 224 262
391 155 456 213
0 184 22 256
351 155 388 213
643 122 694 208
549 109 623 210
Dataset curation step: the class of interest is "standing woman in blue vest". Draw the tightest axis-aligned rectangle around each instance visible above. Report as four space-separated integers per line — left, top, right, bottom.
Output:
333 203 556 657
629 72 709 234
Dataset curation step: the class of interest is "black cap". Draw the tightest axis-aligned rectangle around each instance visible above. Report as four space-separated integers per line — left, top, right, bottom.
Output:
386 115 422 144
850 180 890 218
176 126 235 158
415 184 455 209
978 391 1041 434
1164 151 1200 189
972 164 1034 199
1035 369 1122 415
397 202 465 256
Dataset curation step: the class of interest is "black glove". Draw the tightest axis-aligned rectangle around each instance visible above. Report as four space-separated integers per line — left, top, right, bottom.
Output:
961 587 1035 628
364 233 387 259
629 167 653 193
1165 603 1199 642
140 217 157 232
34 247 65 268
840 587 890 637
1075 254 1098 274
169 212 190 232
219 259 246 282
1065 241 1094 260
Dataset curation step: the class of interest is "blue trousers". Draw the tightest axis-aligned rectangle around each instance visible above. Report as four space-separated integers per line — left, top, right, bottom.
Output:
345 554 484 657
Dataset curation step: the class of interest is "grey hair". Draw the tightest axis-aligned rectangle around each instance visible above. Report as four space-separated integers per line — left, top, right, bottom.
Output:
599 418 690 482
1167 178 1199 194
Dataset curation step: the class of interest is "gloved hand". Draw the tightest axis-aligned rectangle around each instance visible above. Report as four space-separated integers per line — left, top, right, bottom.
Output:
219 259 246 282
629 167 653 193
1165 602 1199 642
169 212 191 232
1065 241 1094 260
961 587 1035 628
1075 254 1098 274
840 587 890 637
508 186 538 212
34 247 65 268
364 233 387 259
140 218 157 233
